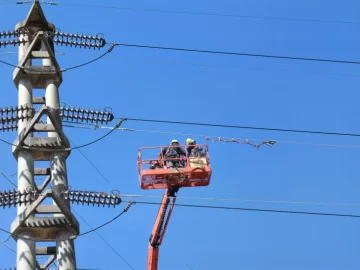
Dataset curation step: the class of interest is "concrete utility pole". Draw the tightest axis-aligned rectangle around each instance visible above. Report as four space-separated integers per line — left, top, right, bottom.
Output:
0 1 123 269
11 1 78 269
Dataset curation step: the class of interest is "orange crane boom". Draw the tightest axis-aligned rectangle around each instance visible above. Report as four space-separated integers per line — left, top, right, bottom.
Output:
148 188 177 270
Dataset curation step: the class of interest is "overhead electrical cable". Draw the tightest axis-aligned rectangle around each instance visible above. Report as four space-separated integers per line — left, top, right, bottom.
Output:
111 43 360 65
2 199 360 246
0 170 17 188
68 138 113 185
0 236 15 254
60 44 115 72
121 194 360 207
68 140 134 268
2 117 360 150
72 208 135 270
50 2 360 26
0 239 15 253
124 200 360 218
3 51 360 77
122 117 360 138
63 123 360 149
18 52 360 78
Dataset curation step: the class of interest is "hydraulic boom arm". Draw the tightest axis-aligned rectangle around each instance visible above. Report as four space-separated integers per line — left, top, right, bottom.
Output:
148 188 177 270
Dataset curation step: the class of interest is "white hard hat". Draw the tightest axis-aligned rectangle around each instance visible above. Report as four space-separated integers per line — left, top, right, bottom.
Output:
171 139 179 144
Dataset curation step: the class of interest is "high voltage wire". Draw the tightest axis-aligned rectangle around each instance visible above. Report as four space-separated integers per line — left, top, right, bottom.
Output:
121 194 360 208
69 138 113 185
0 235 15 254
69 141 132 268
3 52 360 78
4 51 356 78
2 42 360 72
122 118 360 138
5 1 360 26
43 54 360 78
111 43 360 65
72 209 135 270
69 141 133 268
43 2 360 26
122 200 360 218
63 123 360 150
2 199 358 247
0 170 17 188
2 117 360 151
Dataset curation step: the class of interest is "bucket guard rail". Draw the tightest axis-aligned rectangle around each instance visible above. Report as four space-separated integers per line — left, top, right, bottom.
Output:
137 144 212 190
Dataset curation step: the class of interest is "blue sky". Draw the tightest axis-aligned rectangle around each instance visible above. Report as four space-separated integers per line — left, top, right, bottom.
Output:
0 0 360 269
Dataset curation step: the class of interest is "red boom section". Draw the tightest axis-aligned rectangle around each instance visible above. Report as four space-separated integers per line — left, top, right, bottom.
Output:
137 144 212 190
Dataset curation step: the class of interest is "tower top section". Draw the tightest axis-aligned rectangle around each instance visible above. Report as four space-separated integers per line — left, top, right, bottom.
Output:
15 0 55 32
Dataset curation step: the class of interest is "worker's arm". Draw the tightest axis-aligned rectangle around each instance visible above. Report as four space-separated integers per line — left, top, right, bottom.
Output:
178 147 187 156
158 147 167 158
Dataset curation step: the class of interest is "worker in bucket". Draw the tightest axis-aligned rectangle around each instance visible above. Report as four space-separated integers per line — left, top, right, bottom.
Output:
159 139 187 168
186 138 203 157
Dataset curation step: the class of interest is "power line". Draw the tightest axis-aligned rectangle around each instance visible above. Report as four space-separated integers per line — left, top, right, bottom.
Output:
69 138 113 185
0 236 15 254
0 240 15 253
123 117 360 138
121 194 360 208
77 204 133 237
124 200 360 219
0 171 17 177
69 140 132 268
55 3 360 26
3 119 360 152
7 1 360 27
0 170 17 188
3 51 360 78
72 208 135 270
60 44 115 72
63 123 360 150
68 118 125 150
112 43 360 65
3 49 360 78
28 52 360 78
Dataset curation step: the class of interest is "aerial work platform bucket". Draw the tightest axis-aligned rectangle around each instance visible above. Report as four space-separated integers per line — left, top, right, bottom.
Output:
137 144 212 190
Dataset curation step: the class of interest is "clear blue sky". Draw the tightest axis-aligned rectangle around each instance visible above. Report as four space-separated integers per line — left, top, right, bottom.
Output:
1 0 360 269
